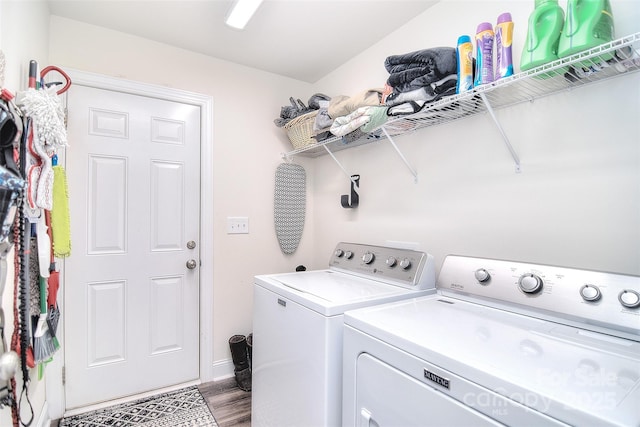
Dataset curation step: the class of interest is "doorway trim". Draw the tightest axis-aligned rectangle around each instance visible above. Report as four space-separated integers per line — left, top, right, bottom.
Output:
46 69 214 420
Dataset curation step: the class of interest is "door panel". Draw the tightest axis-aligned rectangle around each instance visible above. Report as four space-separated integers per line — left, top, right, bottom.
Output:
87 280 125 366
64 85 201 409
88 155 127 253
150 161 184 250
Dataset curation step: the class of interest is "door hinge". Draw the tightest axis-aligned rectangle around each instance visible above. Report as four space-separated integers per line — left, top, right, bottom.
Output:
62 366 66 386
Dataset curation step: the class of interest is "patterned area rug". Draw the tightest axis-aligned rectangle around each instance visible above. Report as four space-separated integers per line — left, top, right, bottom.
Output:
60 386 218 427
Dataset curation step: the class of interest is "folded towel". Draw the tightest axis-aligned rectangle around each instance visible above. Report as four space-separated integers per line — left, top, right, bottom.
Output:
330 107 372 137
360 106 389 133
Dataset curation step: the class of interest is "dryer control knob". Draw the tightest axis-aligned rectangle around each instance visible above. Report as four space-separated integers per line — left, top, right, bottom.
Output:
362 252 375 264
386 257 398 268
344 251 354 260
474 268 491 283
580 284 602 302
335 249 344 258
618 290 640 309
518 273 543 294
399 258 412 270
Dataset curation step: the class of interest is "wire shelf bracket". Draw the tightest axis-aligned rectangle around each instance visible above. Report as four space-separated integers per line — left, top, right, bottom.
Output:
323 145 360 186
381 126 419 183
480 93 522 173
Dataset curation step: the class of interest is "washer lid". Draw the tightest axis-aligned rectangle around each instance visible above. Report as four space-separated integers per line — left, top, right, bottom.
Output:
255 270 428 316
345 295 640 426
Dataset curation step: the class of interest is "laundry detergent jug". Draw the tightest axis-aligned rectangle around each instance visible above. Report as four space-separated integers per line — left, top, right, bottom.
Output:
520 0 565 71
558 0 615 59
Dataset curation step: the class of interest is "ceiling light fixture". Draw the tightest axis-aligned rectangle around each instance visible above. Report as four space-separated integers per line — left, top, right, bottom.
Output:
225 0 264 30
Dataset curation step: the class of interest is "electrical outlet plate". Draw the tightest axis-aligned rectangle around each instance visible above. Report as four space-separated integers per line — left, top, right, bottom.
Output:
227 217 249 234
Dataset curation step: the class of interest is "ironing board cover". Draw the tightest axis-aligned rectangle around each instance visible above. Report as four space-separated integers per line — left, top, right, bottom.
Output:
274 163 305 254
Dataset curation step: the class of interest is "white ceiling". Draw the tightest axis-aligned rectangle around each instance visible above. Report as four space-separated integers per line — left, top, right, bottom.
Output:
47 0 439 83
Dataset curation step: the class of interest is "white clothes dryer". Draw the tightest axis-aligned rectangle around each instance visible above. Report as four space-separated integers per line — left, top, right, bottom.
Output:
251 242 436 427
343 255 640 426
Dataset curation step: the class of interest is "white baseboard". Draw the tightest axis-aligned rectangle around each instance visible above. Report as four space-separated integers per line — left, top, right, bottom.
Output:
212 358 235 381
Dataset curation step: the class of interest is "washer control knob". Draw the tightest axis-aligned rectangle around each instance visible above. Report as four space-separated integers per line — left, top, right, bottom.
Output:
399 258 412 270
474 268 491 283
386 257 398 268
518 273 543 294
344 251 354 260
580 285 602 302
618 290 640 309
362 252 375 264
335 249 344 258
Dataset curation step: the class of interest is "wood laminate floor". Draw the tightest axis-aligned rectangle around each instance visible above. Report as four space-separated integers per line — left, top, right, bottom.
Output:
199 377 252 427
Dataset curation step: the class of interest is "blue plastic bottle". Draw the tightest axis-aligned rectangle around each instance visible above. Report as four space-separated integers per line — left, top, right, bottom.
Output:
456 35 474 93
474 22 494 86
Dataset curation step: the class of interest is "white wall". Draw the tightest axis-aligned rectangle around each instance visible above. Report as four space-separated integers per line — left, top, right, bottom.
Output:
312 0 640 276
1 2 51 426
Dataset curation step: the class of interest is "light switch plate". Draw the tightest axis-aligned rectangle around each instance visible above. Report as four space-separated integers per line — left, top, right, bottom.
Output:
227 217 249 234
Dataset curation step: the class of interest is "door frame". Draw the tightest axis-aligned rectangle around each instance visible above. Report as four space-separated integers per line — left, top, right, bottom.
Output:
45 69 215 419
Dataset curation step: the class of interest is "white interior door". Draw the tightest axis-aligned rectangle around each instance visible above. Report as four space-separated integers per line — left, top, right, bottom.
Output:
63 84 201 409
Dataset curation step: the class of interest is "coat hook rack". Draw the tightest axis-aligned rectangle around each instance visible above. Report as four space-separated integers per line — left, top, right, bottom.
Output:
341 174 359 209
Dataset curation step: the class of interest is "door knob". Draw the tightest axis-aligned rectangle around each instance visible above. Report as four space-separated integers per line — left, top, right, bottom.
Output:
186 259 198 269
187 240 196 249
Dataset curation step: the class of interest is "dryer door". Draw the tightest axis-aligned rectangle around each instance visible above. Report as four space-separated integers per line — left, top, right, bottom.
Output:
355 354 502 427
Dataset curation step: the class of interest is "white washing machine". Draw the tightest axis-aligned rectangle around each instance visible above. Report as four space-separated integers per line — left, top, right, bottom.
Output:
343 255 640 426
251 242 436 427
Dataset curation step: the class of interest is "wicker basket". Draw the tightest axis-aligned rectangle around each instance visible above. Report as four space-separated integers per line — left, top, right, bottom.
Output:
283 111 318 149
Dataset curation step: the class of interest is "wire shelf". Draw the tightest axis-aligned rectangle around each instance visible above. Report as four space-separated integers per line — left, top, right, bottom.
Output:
284 32 640 159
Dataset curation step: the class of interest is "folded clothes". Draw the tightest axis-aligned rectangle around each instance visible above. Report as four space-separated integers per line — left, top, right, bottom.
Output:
392 71 458 94
387 66 432 87
330 105 390 138
308 93 331 109
387 100 426 116
328 88 383 119
360 106 389 133
313 100 333 133
384 47 458 105
385 74 457 107
330 107 372 137
384 47 457 74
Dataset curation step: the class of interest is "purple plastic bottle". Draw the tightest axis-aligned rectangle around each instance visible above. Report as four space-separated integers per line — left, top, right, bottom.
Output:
474 22 494 86
495 13 514 79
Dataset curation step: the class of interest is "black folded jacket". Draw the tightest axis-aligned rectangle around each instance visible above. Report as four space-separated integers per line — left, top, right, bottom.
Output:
385 47 457 92
386 66 432 87
385 47 456 72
